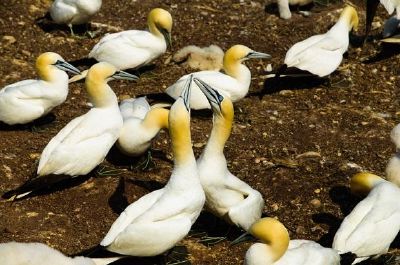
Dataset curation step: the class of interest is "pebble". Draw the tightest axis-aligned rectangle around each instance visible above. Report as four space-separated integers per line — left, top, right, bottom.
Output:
314 188 321 194
296 225 306 234
2 35 16 45
310 198 321 208
279 90 293 96
29 153 40 160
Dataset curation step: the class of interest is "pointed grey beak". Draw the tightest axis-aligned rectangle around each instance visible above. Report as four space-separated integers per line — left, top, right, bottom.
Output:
179 74 192 111
193 78 224 111
230 232 256 246
54 60 81 75
112 70 139 81
246 51 271 59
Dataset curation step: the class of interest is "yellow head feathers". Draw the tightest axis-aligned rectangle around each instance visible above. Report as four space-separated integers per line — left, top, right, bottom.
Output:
86 62 117 83
148 8 173 46
340 5 359 31
249 217 290 262
36 52 64 81
350 172 385 196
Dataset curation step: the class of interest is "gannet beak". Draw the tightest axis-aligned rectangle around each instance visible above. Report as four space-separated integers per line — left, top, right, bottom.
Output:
193 77 223 111
365 0 380 40
54 60 81 75
179 74 192 111
112 70 139 81
246 51 271 59
160 28 172 49
230 232 256 246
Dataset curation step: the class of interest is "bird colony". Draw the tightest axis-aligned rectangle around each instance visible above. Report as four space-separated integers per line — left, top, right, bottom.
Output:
0 0 399 264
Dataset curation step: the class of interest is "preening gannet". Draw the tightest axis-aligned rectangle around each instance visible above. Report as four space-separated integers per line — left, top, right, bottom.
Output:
0 241 120 265
100 76 205 256
166 45 271 110
193 77 264 231
279 5 358 77
88 8 172 70
2 62 138 200
117 97 169 157
333 172 400 264
50 0 102 35
0 52 80 125
243 218 340 265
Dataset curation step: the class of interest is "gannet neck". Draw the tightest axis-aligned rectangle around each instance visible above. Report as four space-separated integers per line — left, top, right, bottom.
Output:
85 66 118 108
250 218 289 262
334 6 359 32
169 99 194 167
203 100 234 156
350 172 385 195
147 8 172 38
142 107 169 132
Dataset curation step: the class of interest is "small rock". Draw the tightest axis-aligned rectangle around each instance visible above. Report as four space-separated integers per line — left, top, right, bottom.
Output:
271 203 279 211
2 35 16 45
310 198 321 208
296 225 306 234
12 59 28 67
194 142 206 148
279 90 293 96
29 153 40 160
26 212 39 217
314 188 321 194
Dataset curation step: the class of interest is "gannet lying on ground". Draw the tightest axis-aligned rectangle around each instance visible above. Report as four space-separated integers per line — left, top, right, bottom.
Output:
0 52 80 125
100 76 205 256
172 44 224 71
333 172 400 264
0 241 120 265
277 5 358 78
277 0 314 19
50 0 102 36
166 45 270 110
237 218 340 265
88 8 172 70
366 0 400 38
2 62 138 200
193 77 264 231
117 97 169 161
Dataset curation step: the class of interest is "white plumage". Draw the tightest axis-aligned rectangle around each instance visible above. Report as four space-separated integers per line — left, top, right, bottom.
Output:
333 172 400 264
194 78 264 231
283 6 358 77
117 97 169 156
380 0 400 18
89 8 172 70
0 52 80 125
277 0 314 19
166 45 271 110
100 78 205 256
50 0 102 26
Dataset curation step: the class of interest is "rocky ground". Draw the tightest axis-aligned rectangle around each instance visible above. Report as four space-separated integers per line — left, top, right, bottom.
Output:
0 0 400 264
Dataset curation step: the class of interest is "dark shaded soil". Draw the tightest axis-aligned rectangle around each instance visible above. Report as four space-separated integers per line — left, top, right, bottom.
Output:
0 0 400 264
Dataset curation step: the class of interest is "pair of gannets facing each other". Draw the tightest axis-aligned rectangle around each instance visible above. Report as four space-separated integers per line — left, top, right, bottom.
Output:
333 172 400 264
88 8 172 70
50 0 102 35
166 45 271 110
240 218 340 265
0 52 80 125
0 242 120 265
277 0 313 20
277 5 358 78
2 62 138 200
117 97 169 157
100 76 205 256
193 78 264 231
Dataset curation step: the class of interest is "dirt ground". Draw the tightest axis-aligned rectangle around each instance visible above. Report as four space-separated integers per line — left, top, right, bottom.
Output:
0 0 400 264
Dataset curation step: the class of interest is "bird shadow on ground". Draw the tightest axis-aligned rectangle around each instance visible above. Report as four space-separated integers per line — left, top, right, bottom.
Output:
35 13 91 36
362 42 400 64
0 113 56 131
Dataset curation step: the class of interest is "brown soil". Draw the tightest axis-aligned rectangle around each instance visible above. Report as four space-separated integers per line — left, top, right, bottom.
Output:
1 0 400 264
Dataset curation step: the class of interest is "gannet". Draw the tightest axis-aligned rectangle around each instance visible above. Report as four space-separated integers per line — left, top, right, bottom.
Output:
117 97 169 157
0 52 80 125
242 218 340 265
166 45 271 110
88 8 172 70
333 172 400 264
193 77 264 231
277 0 314 19
386 124 400 186
2 62 138 200
0 241 120 265
100 75 205 256
366 0 400 38
278 5 358 77
50 0 102 36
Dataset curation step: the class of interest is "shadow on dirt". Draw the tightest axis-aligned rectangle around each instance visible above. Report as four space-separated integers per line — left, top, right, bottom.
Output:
0 113 56 131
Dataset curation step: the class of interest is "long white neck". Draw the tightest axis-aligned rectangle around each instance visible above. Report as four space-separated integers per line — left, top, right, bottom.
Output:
85 78 118 108
245 243 277 265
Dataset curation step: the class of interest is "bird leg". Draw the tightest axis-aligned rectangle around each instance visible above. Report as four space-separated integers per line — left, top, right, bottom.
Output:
134 150 155 171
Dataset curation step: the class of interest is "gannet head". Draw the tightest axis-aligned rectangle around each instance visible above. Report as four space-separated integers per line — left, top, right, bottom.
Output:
249 218 289 262
340 5 359 31
350 172 384 196
223 45 271 77
86 62 138 107
36 52 80 81
148 8 173 48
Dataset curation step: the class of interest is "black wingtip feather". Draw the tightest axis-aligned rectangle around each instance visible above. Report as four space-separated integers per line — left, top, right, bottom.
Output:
340 252 357 265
